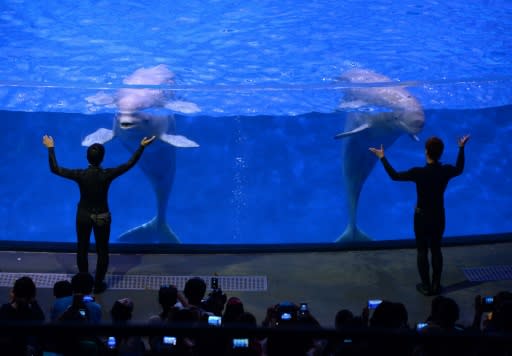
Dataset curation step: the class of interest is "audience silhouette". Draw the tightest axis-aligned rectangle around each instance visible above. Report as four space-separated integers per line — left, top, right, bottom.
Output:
0 275 510 356
109 298 146 355
51 272 102 324
0 276 45 355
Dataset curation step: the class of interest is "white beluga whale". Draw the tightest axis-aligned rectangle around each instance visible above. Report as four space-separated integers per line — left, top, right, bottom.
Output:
334 68 425 242
82 65 200 243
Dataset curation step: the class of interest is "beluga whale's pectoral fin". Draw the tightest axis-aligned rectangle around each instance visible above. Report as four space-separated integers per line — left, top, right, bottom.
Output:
338 99 368 109
334 123 370 139
410 134 420 141
160 134 199 148
164 100 201 114
82 128 115 147
86 91 116 106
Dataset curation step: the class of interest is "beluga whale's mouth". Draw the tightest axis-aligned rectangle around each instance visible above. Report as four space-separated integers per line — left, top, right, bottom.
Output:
120 122 136 129
117 113 138 129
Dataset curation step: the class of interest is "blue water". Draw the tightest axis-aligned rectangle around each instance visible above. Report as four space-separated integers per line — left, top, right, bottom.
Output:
0 0 511 245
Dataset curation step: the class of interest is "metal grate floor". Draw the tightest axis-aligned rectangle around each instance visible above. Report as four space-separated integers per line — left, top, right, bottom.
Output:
0 273 267 292
463 265 512 282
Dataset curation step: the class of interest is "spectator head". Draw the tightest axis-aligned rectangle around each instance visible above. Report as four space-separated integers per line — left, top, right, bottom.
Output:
71 272 94 295
425 136 444 162
491 300 512 332
87 143 105 166
53 280 73 299
174 307 201 323
370 300 407 329
236 312 257 326
223 297 245 323
431 296 459 329
428 295 447 323
429 295 444 320
494 291 512 310
111 298 134 323
12 276 37 302
184 277 207 306
335 309 354 329
394 302 409 328
159 285 178 309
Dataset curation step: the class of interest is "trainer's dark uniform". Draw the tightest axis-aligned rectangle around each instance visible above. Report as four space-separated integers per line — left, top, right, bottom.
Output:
48 145 145 287
379 147 465 291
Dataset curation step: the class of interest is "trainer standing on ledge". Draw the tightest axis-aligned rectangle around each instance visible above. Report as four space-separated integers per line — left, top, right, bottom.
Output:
369 134 470 296
43 134 156 293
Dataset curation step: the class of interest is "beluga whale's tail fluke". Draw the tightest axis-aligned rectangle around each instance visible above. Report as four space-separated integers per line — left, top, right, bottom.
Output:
340 221 372 242
118 216 180 243
333 68 425 242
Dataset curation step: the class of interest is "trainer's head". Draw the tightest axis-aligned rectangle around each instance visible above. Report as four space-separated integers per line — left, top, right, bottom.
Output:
425 136 444 162
87 143 105 166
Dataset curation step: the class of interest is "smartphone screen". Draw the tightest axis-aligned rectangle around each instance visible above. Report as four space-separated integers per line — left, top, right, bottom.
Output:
280 312 292 320
368 299 383 309
107 336 116 349
416 322 428 331
208 315 222 326
83 295 94 302
163 336 177 345
232 338 249 349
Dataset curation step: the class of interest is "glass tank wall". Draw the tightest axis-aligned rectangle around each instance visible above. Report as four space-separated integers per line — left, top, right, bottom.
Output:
2 98 511 245
0 0 511 247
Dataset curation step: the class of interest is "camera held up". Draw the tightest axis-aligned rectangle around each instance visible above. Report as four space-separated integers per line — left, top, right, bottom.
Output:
201 277 227 316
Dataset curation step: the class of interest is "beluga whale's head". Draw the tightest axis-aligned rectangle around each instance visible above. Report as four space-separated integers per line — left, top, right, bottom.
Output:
383 104 425 141
335 68 425 141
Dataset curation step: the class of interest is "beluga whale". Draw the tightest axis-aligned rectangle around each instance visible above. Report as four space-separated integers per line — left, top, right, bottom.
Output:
334 68 425 242
82 65 200 243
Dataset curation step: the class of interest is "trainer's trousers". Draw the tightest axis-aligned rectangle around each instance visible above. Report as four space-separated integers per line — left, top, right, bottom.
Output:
414 208 445 288
75 208 111 284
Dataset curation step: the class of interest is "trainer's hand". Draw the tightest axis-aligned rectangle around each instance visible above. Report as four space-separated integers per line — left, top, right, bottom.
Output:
458 134 470 148
369 144 385 159
141 136 156 146
42 135 54 148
